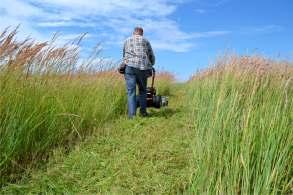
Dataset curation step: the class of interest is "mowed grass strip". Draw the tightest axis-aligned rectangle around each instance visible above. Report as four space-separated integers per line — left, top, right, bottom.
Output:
1 91 196 194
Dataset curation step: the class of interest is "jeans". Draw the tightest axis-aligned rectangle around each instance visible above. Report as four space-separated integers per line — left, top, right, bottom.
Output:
124 65 148 118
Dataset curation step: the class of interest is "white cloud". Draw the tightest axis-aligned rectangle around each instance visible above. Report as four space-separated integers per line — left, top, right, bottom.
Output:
0 0 230 52
152 41 194 53
0 0 47 41
1 0 41 18
32 0 177 17
239 25 283 35
253 25 283 33
0 16 45 42
191 30 231 38
194 0 231 7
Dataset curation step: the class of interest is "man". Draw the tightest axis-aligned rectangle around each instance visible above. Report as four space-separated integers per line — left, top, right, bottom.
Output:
123 27 155 118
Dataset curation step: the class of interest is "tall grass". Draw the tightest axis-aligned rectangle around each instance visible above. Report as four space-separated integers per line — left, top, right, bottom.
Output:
0 28 174 187
153 71 175 96
0 29 127 185
187 55 292 193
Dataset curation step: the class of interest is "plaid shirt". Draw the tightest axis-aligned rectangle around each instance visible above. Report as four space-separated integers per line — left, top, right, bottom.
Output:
123 35 155 70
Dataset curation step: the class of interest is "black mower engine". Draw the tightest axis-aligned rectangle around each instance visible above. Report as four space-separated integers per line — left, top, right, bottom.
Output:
145 87 168 108
137 68 169 109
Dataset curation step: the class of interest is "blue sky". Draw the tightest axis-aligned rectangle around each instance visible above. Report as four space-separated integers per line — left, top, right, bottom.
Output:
0 0 292 80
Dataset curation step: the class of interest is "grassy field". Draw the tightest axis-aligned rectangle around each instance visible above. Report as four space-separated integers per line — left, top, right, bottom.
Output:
0 29 127 185
186 56 292 194
1 88 195 194
0 30 292 194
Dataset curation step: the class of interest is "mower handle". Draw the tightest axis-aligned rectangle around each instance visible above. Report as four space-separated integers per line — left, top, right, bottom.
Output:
151 68 156 88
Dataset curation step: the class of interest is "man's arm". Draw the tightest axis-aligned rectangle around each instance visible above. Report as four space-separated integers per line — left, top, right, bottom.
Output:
147 41 155 66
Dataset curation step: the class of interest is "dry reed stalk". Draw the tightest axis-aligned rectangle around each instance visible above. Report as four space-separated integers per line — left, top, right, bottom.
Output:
0 28 114 79
191 54 293 81
156 71 176 82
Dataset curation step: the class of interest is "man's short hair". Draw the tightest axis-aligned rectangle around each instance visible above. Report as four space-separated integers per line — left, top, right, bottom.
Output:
134 27 143 35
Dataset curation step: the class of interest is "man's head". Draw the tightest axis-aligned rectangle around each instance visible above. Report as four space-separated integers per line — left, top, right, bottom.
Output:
133 27 143 36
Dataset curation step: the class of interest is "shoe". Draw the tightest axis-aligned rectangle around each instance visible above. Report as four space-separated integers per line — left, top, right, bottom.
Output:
128 115 136 119
140 112 149 117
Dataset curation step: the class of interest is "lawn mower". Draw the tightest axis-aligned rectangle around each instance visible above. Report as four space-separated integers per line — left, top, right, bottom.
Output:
137 68 169 109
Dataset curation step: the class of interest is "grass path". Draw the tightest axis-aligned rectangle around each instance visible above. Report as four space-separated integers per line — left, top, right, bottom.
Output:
2 87 196 194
